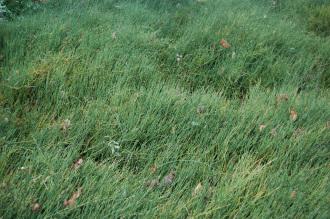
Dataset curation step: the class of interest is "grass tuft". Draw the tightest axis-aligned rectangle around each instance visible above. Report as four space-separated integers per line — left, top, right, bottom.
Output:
0 0 329 218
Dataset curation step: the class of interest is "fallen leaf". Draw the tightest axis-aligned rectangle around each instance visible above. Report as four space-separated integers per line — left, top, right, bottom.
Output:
145 179 159 189
290 191 297 199
72 158 84 170
31 203 42 212
290 109 298 122
326 121 330 129
64 187 82 207
259 124 266 132
150 164 157 174
61 119 71 131
163 170 176 186
192 182 203 196
220 39 230 49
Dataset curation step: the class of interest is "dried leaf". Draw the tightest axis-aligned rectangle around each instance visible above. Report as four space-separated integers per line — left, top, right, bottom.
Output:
61 119 71 131
31 203 42 212
145 179 159 189
72 158 84 170
163 170 176 186
326 121 330 129
259 124 266 132
220 39 230 48
192 182 203 196
290 109 298 122
150 164 157 174
64 187 82 207
290 191 297 199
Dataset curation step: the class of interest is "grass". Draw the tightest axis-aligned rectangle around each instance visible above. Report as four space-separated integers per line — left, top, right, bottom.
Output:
0 0 329 218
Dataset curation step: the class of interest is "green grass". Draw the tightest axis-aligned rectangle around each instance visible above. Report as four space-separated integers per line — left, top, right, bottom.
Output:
0 0 329 218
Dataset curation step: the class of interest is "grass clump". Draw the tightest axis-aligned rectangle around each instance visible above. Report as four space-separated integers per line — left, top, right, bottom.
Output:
308 5 330 37
0 0 330 218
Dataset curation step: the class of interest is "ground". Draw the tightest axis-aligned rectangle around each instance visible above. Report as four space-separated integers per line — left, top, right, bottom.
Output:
0 0 329 218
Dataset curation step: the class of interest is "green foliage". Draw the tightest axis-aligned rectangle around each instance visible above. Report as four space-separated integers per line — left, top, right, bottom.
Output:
308 5 330 37
3 0 26 15
0 0 10 19
0 0 329 218
2 0 45 18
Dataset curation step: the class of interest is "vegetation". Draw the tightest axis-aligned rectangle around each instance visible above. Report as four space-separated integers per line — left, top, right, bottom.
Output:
0 0 10 19
0 0 329 218
308 5 330 37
